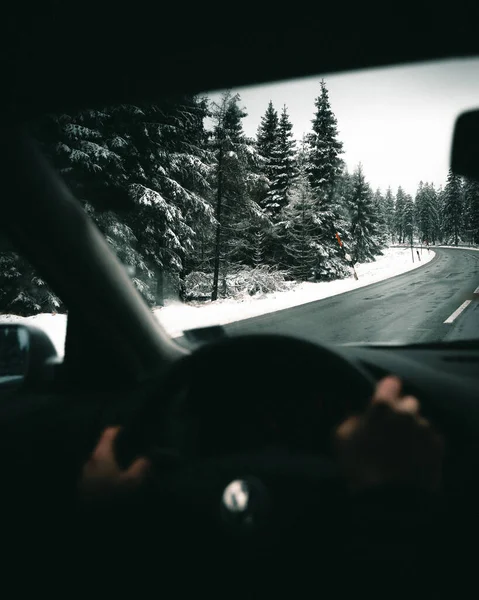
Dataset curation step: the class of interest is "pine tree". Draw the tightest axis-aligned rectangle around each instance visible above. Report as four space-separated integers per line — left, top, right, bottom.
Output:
272 105 298 215
333 167 354 223
306 80 344 199
278 172 319 280
415 182 439 245
372 188 389 247
347 165 383 263
443 169 463 246
403 194 415 247
463 177 479 244
394 187 407 243
31 96 215 306
210 91 265 299
383 187 395 242
0 252 63 316
256 101 279 182
435 185 445 244
428 184 441 245
302 80 348 279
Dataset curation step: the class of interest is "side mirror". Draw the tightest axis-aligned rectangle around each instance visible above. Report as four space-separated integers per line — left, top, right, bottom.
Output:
0 324 59 390
451 109 479 180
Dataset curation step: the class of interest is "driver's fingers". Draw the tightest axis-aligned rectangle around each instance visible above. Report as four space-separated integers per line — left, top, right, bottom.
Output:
91 426 121 460
395 395 420 415
120 457 151 485
335 415 361 441
372 376 402 405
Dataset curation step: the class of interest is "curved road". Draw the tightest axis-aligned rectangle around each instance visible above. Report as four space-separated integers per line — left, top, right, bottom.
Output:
222 248 479 345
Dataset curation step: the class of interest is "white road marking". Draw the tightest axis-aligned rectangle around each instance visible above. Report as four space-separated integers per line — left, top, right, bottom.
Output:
444 300 472 324
474 286 479 294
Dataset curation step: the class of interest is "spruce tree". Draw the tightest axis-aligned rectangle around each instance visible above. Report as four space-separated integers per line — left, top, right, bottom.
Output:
256 101 279 180
372 188 389 247
272 105 298 215
383 187 395 242
394 187 407 243
443 169 463 246
30 96 215 306
304 80 347 279
210 91 265 299
403 194 415 246
415 182 439 245
463 177 479 244
278 172 319 280
347 165 383 263
306 80 344 198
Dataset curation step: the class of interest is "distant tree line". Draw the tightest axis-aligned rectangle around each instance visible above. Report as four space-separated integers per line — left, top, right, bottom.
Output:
1 82 479 315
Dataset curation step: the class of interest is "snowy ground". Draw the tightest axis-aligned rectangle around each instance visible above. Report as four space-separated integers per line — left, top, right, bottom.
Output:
0 247 436 356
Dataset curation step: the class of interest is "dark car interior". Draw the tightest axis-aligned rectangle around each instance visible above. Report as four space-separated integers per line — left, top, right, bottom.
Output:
2 4 479 591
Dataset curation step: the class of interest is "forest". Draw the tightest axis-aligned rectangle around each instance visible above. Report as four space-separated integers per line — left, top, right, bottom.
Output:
1 80 479 315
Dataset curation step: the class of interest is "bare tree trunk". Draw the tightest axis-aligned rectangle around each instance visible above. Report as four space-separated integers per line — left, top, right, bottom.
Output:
212 146 224 301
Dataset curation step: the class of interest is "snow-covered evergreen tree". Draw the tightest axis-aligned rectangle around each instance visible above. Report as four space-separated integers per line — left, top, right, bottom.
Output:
347 165 383 263
209 91 266 299
326 166 353 256
256 102 298 220
463 177 479 244
443 169 463 246
31 95 215 306
435 185 445 244
383 187 395 242
277 139 348 281
428 184 442 245
415 182 439 245
306 80 344 198
272 105 298 215
0 252 63 315
278 172 320 280
302 80 348 279
403 194 415 245
256 101 279 182
394 187 407 243
372 188 389 247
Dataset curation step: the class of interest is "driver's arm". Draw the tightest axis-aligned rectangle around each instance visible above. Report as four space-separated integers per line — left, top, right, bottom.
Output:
334 376 446 560
335 375 444 493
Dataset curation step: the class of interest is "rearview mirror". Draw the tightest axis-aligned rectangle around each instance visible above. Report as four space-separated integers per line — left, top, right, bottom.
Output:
0 324 59 389
451 109 479 180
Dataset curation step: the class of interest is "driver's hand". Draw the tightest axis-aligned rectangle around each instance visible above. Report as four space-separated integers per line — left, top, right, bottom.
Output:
78 426 151 502
334 376 444 493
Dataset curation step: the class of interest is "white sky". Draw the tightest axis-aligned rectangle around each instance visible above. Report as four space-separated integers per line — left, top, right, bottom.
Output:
205 57 479 197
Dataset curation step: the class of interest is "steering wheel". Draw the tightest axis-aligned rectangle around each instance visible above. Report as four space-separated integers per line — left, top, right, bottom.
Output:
115 334 376 564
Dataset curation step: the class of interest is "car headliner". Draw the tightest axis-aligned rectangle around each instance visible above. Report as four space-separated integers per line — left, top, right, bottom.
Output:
3 4 479 120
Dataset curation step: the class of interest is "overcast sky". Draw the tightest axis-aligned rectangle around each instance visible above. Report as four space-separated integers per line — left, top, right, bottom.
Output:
206 57 479 197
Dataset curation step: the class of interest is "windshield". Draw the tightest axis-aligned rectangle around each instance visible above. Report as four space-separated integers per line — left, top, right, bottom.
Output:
3 57 479 350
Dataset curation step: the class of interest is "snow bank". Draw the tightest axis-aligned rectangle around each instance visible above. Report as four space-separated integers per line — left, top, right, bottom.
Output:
156 247 436 338
436 245 479 251
0 247 435 351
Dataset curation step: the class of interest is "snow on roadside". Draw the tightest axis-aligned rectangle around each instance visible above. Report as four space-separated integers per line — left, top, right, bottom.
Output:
155 247 436 338
436 245 479 251
0 247 435 352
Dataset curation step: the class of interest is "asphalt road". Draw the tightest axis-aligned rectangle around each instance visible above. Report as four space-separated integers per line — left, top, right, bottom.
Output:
217 248 479 346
